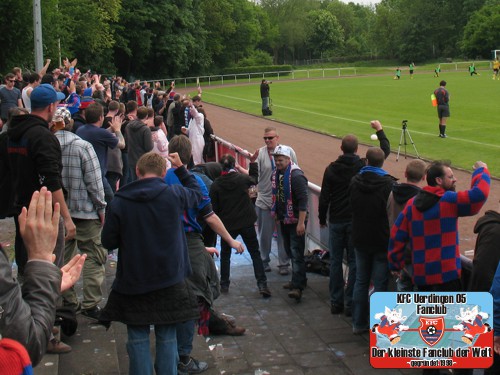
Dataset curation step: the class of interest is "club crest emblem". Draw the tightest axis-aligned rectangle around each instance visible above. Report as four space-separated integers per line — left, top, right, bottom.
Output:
419 316 445 346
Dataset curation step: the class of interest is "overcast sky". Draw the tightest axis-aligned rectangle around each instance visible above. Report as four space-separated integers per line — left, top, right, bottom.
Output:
340 0 381 6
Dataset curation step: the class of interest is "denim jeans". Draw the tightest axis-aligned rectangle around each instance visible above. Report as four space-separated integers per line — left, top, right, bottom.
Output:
396 264 416 292
279 222 307 290
220 226 267 289
126 324 177 375
102 177 114 205
176 319 195 357
352 248 389 330
120 152 130 188
106 171 121 194
328 221 356 309
262 96 269 110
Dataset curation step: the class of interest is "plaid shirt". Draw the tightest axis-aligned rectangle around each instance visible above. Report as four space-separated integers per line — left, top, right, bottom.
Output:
388 167 490 286
55 131 106 219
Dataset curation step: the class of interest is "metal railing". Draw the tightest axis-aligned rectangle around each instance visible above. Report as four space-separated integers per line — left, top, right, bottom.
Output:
144 67 358 89
211 134 328 253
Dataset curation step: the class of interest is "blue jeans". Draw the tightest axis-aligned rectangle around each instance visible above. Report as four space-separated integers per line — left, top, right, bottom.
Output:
106 171 121 194
280 222 307 290
352 248 389 330
120 152 130 188
102 177 114 204
396 264 415 292
220 226 267 289
262 96 269 110
176 319 195 357
126 324 177 375
328 222 356 308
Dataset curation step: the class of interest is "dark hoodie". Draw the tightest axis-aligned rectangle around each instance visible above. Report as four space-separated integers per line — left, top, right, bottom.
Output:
210 162 258 231
349 169 397 249
387 183 421 266
71 111 86 134
318 153 365 224
6 114 63 212
101 167 202 295
387 183 421 227
125 119 153 170
469 210 500 292
413 187 443 212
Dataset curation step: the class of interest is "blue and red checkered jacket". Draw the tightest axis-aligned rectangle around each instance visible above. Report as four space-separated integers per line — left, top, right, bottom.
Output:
388 167 490 286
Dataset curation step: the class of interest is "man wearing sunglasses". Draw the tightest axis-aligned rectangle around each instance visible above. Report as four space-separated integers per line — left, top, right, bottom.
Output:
250 126 297 276
0 73 23 125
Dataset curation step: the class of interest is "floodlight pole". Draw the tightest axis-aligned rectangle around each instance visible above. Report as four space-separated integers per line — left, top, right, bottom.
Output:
33 0 43 72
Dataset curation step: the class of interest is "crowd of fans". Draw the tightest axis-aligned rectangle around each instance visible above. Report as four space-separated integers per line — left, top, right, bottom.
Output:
0 61 221 374
0 61 499 375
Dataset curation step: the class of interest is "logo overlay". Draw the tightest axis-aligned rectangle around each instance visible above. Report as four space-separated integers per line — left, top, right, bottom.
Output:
370 292 493 369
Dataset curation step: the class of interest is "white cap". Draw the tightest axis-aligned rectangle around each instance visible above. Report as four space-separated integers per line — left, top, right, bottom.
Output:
54 107 72 123
271 145 292 158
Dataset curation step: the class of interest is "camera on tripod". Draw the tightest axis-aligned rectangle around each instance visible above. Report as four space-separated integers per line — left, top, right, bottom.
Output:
397 119 420 161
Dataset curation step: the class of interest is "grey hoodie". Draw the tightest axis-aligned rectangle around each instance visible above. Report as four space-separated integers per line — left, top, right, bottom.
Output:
125 119 153 169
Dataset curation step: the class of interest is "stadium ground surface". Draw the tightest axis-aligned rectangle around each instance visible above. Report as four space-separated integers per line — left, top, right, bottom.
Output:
202 69 500 177
1 90 497 374
196 97 500 255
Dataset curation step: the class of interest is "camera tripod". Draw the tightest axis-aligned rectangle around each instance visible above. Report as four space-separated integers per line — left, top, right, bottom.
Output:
396 120 420 161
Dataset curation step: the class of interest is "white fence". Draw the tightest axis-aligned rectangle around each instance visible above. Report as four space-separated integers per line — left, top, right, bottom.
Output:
146 67 357 89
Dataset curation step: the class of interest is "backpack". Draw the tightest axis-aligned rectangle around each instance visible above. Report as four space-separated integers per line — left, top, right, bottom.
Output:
304 250 330 276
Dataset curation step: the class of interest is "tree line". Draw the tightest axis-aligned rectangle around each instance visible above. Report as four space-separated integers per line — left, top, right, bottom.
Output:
1 0 498 79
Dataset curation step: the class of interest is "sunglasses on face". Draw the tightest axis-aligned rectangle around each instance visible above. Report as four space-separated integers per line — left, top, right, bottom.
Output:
263 136 275 140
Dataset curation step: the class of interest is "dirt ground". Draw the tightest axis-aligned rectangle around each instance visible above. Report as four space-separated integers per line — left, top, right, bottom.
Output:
202 101 499 254
1 102 497 257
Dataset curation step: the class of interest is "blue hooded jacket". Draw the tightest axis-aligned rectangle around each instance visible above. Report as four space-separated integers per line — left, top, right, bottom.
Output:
102 166 202 295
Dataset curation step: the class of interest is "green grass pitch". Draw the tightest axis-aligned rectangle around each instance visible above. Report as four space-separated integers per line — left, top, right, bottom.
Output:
201 70 500 177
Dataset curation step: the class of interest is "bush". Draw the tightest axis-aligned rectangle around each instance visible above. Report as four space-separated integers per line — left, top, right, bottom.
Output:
237 50 273 67
222 65 292 76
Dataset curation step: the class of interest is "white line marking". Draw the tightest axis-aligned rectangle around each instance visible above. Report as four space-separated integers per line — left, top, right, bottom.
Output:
208 92 500 149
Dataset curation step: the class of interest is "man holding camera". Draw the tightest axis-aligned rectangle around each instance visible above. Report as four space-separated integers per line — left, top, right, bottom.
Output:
260 79 272 116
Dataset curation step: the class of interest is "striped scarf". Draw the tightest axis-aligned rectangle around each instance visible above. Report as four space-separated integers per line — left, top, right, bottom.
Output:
271 162 300 224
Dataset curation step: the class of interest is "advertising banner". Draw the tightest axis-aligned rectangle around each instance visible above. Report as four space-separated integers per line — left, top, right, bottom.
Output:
370 292 493 369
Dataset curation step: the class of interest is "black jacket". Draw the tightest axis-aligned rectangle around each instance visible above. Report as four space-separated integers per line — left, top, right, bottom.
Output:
71 112 86 134
0 132 14 217
210 163 258 231
318 153 364 224
6 114 63 212
260 82 270 98
349 171 397 250
172 102 185 135
275 167 309 222
469 210 500 292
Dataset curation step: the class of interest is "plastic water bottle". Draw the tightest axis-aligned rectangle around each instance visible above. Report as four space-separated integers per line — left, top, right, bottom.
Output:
11 260 18 279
